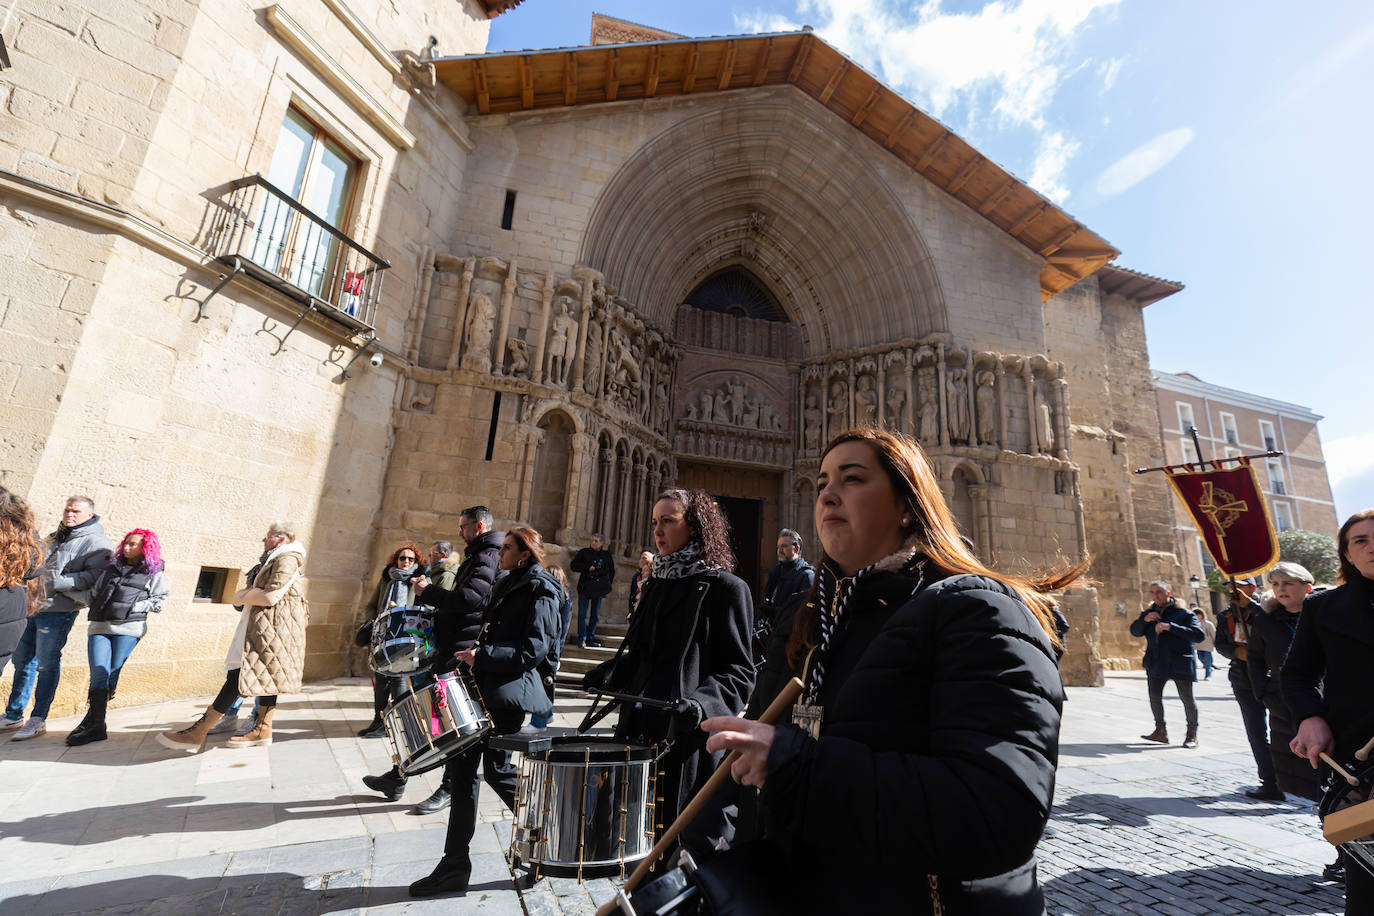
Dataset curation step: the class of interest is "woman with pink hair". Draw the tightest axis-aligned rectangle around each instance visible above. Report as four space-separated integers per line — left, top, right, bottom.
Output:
67 528 169 746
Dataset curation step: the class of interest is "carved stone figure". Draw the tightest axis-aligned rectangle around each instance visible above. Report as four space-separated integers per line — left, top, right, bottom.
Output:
884 384 906 430
726 376 747 425
918 389 938 443
827 379 848 430
547 298 577 385
976 371 997 446
461 292 495 373
803 394 822 452
583 314 603 391
698 388 715 423
949 369 970 443
742 398 760 428
855 374 878 426
653 375 670 430
505 337 529 376
684 402 698 421
1034 381 1055 453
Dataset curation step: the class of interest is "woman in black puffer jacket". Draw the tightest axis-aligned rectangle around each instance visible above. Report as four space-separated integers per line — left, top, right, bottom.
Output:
703 428 1084 915
0 487 43 675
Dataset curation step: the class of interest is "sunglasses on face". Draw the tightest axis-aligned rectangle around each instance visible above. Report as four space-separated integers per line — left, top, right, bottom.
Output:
397 555 418 563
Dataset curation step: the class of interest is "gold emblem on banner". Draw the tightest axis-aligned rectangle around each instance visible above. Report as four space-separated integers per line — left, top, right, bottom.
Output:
1196 481 1248 562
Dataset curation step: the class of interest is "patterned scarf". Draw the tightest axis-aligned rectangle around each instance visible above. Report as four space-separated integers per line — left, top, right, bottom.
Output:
651 540 716 580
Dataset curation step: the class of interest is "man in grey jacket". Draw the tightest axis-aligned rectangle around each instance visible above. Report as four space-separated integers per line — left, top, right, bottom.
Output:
2 496 113 740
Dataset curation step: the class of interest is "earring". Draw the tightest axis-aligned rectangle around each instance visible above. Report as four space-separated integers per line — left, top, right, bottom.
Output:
901 516 911 527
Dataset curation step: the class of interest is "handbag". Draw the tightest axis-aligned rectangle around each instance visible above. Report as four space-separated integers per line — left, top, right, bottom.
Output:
354 619 371 648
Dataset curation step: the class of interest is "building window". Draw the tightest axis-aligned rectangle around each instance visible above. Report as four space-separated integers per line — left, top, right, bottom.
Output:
193 567 233 603
1181 438 1200 466
247 106 360 300
1176 401 1195 432
1220 412 1239 446
1273 502 1294 532
1266 459 1286 495
1259 419 1277 451
1225 447 1241 461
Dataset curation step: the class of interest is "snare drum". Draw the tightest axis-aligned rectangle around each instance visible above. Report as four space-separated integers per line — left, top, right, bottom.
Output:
383 671 490 776
511 736 656 879
369 605 436 675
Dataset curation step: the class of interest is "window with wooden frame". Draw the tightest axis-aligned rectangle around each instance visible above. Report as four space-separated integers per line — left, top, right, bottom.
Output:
1176 401 1195 432
246 106 361 304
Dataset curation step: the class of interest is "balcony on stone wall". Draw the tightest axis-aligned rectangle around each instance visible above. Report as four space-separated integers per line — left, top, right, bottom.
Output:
204 175 389 341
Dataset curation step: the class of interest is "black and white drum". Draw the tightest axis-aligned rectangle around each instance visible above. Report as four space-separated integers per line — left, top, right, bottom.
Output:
369 605 436 675
511 736 656 879
384 671 490 776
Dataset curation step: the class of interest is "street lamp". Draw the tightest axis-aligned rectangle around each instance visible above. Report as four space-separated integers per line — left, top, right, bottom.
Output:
1189 574 1202 607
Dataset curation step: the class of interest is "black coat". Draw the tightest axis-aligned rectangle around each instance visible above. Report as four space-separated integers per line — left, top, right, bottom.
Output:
418 529 502 662
1281 576 1374 759
570 547 615 598
1247 602 1301 712
473 562 560 718
590 568 755 830
760 558 815 624
1214 597 1262 689
0 557 42 672
757 563 1062 914
1129 599 1204 681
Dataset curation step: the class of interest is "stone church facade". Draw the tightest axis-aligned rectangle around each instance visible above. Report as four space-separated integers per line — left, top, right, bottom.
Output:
0 3 1178 714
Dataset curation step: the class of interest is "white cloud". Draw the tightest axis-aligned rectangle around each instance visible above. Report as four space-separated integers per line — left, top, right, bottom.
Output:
1092 127 1193 197
1326 432 1374 487
735 0 1122 202
1098 55 1125 92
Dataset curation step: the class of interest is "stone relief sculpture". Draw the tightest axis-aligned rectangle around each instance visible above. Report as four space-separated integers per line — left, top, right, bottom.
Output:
547 298 577 385
917 379 938 443
682 378 783 432
855 374 878 426
976 371 997 446
461 292 495 373
506 337 529 377
803 394 822 452
1034 380 1055 454
948 368 971 443
583 313 604 391
827 379 848 431
652 375 670 430
884 383 906 431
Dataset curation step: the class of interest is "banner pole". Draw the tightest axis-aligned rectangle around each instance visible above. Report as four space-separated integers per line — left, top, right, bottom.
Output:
1188 425 1208 471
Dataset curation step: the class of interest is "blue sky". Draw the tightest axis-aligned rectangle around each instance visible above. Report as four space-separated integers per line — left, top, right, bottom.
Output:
489 1 1374 528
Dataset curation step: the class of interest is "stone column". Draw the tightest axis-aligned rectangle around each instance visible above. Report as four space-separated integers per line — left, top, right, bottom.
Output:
445 257 475 371
627 458 647 557
936 344 949 447
1055 376 1071 460
595 306 615 399
875 360 886 428
970 483 993 564
559 431 588 542
903 359 916 437
995 361 1008 450
615 452 634 551
1023 363 1037 455
406 245 435 364
494 260 517 376
516 426 543 521
596 447 615 536
531 273 555 385
847 360 856 428
571 272 596 393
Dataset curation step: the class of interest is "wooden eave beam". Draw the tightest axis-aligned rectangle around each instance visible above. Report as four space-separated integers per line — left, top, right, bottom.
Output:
605 49 620 101
1047 247 1116 262
947 154 983 193
683 43 700 93
1038 225 1080 257
851 85 883 126
519 55 533 109
1009 202 1048 235
563 52 577 105
883 110 915 149
645 46 661 97
915 130 950 171
473 59 490 114
817 59 848 104
751 37 774 85
977 177 1016 214
786 35 812 82
717 41 736 90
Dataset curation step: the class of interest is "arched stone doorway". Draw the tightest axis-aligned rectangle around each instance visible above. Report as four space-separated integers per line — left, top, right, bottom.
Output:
529 410 574 536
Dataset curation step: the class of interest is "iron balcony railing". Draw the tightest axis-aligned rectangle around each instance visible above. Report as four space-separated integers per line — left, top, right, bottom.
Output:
1270 480 1287 495
207 175 388 330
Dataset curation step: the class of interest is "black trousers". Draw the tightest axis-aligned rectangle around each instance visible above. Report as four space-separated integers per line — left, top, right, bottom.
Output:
212 668 275 715
1147 675 1197 730
1347 855 1373 916
442 709 524 862
1228 662 1276 786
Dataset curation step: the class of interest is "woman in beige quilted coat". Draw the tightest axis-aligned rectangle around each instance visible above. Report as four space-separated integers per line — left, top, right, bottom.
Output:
157 521 307 753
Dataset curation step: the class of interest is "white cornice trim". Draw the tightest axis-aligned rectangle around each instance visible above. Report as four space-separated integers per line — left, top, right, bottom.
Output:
265 5 416 150
320 0 403 77
1153 370 1323 422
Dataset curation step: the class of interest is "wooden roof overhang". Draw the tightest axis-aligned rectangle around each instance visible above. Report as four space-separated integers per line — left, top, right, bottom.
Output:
475 1 525 18
433 31 1121 301
1095 263 1184 306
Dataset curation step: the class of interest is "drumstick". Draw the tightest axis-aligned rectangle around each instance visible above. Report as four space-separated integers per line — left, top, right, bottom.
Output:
1356 735 1374 762
597 676 805 916
1321 752 1360 787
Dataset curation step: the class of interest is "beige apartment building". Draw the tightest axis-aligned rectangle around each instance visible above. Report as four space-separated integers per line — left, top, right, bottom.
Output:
0 1 1202 712
1154 370 1338 592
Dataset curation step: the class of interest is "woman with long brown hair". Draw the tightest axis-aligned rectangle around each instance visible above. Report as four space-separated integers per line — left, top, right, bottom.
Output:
0 487 44 676
703 428 1082 914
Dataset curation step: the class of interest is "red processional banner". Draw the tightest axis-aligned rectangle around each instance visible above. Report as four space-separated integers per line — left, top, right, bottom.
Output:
1165 458 1279 579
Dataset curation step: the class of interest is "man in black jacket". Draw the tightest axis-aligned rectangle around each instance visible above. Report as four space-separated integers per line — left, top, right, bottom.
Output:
1215 576 1281 799
362 506 503 812
759 529 815 627
570 534 614 647
1129 581 1204 748
1283 510 1374 911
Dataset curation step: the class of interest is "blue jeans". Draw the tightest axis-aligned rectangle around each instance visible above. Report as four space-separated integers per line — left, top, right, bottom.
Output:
87 633 141 690
1197 650 1214 677
5 611 78 720
577 594 603 641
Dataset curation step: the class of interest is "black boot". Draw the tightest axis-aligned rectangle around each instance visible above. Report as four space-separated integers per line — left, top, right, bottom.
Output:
363 766 407 801
67 689 109 746
409 855 472 897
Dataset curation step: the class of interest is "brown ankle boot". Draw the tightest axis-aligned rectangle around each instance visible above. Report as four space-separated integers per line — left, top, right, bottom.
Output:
228 706 275 748
156 708 224 753
1182 728 1198 749
1141 725 1169 744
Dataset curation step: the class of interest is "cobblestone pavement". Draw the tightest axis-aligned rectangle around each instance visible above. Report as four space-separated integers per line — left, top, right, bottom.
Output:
0 671 1356 914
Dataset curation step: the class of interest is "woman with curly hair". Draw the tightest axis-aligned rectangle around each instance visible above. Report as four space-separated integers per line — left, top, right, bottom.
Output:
68 528 169 746
357 543 428 738
583 487 755 853
0 487 44 676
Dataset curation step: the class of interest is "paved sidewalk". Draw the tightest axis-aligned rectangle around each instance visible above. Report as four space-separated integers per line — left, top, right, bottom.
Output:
0 670 1353 915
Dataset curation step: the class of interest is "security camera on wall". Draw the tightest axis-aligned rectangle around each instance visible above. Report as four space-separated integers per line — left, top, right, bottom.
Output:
369 351 384 368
